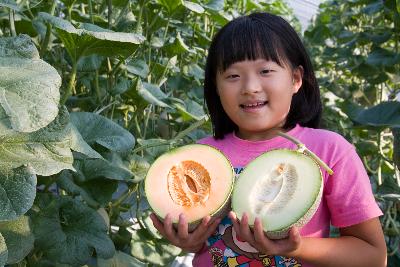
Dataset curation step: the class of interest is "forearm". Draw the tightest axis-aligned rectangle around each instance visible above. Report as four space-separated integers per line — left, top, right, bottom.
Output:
290 236 386 267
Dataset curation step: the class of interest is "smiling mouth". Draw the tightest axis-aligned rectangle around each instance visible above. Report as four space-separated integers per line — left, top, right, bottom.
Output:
240 101 268 108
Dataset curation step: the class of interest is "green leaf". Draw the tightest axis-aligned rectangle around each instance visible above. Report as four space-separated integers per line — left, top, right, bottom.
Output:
70 112 135 152
98 250 147 267
69 123 103 159
0 233 7 267
31 195 115 266
57 169 119 207
204 0 224 11
126 59 149 79
0 0 19 11
392 128 400 171
0 35 61 133
0 216 34 264
0 107 74 176
0 165 36 221
182 1 205 13
38 13 145 62
136 80 170 108
156 0 183 14
173 100 206 121
343 101 400 129
77 55 104 72
74 156 133 181
165 32 194 54
130 229 181 265
366 48 400 67
128 154 150 183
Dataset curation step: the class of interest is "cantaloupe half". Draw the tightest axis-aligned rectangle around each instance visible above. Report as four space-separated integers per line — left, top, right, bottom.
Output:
145 144 234 229
232 132 333 239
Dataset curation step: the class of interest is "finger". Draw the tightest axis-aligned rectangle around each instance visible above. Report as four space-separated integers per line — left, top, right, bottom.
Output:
164 213 178 243
229 211 241 238
204 216 221 237
191 215 211 239
253 217 270 250
177 213 189 240
149 213 166 236
288 226 301 246
240 213 255 244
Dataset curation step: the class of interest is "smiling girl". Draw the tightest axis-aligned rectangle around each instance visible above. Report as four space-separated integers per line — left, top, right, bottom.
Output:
151 12 386 267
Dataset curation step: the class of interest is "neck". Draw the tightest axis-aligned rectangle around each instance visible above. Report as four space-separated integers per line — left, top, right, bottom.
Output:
236 127 287 141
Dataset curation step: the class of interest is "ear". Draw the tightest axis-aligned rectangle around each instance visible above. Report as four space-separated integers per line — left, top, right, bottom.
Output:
292 65 304 94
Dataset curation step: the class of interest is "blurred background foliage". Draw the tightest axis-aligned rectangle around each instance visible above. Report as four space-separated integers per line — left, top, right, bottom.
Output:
0 0 399 266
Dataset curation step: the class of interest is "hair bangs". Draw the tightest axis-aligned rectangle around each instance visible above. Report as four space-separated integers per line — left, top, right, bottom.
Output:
215 17 286 72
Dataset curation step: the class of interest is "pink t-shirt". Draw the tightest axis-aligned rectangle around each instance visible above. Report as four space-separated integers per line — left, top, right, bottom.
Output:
193 125 382 267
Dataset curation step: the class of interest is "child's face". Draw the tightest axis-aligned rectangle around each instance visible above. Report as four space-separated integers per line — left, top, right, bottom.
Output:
216 58 303 141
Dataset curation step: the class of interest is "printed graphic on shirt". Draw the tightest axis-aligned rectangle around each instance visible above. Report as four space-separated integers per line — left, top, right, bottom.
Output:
206 167 302 267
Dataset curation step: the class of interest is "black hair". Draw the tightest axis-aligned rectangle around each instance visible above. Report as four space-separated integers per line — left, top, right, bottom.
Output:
204 12 322 139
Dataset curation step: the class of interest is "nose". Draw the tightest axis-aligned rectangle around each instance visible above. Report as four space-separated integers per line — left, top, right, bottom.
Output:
241 76 262 94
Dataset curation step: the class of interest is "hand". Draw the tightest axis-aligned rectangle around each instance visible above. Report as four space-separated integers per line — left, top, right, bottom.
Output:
229 211 302 258
150 212 221 253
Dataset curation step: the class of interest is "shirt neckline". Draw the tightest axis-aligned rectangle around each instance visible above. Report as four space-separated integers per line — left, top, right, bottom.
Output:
228 124 302 151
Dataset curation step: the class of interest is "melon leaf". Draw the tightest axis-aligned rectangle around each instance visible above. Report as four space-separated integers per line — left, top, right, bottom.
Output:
70 112 135 152
0 107 74 176
97 250 147 267
130 228 182 265
0 35 61 133
57 169 119 207
0 0 19 11
31 195 115 265
38 12 145 62
0 233 7 267
136 80 171 108
0 165 36 221
0 216 34 264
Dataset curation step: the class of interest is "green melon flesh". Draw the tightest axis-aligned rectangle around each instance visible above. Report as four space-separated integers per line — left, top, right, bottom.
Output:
232 149 323 239
145 144 234 230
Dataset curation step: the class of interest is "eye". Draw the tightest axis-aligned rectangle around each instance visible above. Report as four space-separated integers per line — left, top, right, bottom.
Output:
226 74 240 79
260 69 272 75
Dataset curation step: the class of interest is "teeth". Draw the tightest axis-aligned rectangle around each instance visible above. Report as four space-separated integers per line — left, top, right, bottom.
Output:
243 101 266 107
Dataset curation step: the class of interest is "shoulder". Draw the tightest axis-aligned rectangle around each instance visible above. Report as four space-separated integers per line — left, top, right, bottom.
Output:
296 127 356 166
298 127 353 150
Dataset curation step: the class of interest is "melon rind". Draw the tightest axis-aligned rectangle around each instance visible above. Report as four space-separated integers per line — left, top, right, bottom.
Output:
231 149 323 239
145 144 234 231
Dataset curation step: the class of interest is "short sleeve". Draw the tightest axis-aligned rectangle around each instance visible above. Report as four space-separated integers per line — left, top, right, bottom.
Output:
324 147 383 228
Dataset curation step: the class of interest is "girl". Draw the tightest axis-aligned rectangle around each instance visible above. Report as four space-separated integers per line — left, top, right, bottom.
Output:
150 12 386 267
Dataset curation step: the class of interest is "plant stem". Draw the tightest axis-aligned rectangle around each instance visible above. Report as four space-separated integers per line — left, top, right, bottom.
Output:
88 0 94 23
9 9 16 37
40 0 57 57
277 131 334 175
107 0 112 29
61 62 77 105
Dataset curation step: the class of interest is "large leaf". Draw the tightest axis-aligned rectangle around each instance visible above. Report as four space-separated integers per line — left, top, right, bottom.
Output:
0 0 19 11
136 80 170 108
31 195 115 266
342 101 400 129
0 233 7 267
157 0 183 14
0 165 36 221
0 107 74 176
0 216 34 264
98 251 147 267
70 112 135 152
130 229 181 266
57 170 119 207
69 123 102 159
0 35 61 133
38 13 145 62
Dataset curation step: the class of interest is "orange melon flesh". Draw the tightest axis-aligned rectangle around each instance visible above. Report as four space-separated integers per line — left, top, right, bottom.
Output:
145 144 234 224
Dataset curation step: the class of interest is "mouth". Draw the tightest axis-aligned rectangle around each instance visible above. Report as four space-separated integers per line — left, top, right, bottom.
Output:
240 101 268 109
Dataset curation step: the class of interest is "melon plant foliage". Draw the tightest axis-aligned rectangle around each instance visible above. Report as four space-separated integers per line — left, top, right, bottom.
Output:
0 0 300 266
304 0 400 265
